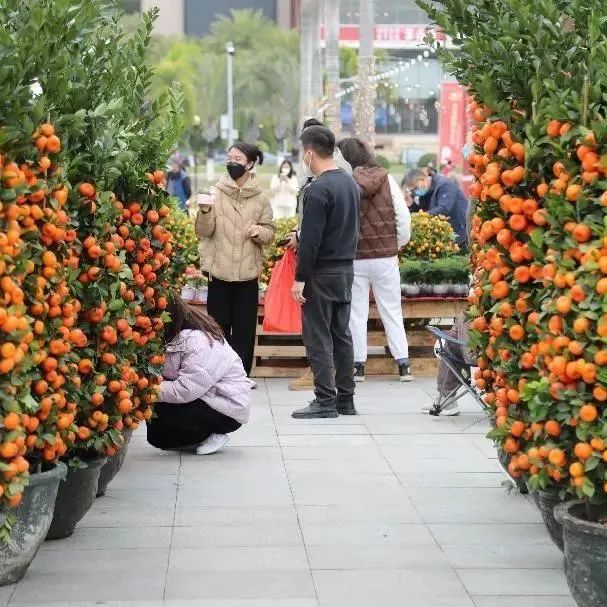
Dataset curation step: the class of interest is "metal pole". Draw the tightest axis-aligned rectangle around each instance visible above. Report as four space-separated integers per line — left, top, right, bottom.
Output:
226 41 235 147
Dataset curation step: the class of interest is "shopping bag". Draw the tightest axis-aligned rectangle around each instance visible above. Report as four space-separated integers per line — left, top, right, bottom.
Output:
262 249 302 333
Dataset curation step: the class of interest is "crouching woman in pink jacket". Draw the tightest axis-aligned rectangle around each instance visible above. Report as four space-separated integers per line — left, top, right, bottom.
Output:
147 296 251 455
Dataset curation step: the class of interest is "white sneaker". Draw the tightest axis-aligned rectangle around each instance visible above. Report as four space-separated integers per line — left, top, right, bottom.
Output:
195 434 230 455
421 402 460 416
250 380 258 390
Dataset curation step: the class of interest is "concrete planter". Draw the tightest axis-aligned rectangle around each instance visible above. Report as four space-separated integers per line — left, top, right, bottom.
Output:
535 489 565 552
46 457 107 540
96 430 134 497
0 462 66 585
556 500 607 607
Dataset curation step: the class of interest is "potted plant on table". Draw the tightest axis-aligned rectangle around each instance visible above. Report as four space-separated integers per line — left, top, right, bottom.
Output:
399 259 422 297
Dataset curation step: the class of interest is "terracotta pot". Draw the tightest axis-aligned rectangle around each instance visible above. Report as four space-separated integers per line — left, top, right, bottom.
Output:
0 462 66 585
46 456 107 540
556 500 607 606
96 429 134 497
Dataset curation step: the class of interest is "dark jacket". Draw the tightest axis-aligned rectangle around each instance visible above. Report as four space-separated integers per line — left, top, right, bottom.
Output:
295 169 361 283
420 175 468 247
353 167 398 260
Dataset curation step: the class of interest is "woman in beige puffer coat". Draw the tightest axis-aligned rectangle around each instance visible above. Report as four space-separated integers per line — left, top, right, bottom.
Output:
196 142 275 377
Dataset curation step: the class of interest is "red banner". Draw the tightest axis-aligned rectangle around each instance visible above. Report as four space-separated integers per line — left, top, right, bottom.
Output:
438 81 467 170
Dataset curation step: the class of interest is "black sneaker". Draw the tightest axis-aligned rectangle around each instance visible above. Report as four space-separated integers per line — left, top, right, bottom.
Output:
399 363 413 383
336 398 358 416
292 400 339 419
354 363 366 383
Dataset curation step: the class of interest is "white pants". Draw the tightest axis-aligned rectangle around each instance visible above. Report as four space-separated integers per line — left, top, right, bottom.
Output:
350 257 409 363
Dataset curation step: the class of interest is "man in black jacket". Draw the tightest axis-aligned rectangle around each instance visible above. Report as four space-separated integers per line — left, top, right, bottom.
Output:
291 126 361 419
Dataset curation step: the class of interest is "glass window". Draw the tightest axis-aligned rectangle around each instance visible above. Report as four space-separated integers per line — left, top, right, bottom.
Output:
120 0 140 14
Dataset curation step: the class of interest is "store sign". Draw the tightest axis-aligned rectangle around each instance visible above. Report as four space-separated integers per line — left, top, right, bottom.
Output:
320 24 449 49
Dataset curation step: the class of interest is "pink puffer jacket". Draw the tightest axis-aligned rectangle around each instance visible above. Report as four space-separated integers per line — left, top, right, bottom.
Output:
159 330 251 424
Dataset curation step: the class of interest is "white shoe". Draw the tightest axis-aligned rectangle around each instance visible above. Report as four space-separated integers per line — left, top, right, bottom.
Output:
250 380 258 390
195 434 230 455
421 402 460 416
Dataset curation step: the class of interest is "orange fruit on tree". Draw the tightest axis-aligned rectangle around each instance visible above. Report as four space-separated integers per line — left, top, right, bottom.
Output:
579 404 599 423
548 448 566 467
574 442 593 461
545 420 561 437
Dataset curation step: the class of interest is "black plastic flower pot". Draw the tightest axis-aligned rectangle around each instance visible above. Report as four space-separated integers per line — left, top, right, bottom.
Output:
96 429 134 497
45 456 107 540
556 500 607 607
0 462 66 585
535 489 566 552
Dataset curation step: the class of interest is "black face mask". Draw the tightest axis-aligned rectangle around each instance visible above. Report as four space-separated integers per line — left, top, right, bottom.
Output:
226 162 248 180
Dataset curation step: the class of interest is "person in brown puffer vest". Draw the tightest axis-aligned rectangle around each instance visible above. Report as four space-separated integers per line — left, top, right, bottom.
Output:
337 138 412 383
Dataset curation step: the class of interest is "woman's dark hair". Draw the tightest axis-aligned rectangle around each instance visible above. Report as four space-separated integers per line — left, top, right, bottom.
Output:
337 137 379 170
229 142 264 166
278 159 295 178
164 294 225 344
300 125 335 159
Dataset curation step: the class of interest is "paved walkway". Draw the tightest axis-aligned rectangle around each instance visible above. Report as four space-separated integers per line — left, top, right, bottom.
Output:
2 379 573 606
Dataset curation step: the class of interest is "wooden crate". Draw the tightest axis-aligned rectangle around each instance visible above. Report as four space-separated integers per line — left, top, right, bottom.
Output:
251 298 468 378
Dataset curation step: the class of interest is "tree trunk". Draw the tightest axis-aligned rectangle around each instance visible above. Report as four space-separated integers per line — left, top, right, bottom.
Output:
325 0 341 137
299 0 314 124
354 0 376 145
310 0 324 109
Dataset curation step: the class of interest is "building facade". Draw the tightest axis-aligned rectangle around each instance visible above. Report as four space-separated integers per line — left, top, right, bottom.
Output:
136 0 294 36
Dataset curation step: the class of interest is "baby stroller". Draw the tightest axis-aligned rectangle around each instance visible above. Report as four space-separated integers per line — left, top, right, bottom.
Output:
426 325 487 416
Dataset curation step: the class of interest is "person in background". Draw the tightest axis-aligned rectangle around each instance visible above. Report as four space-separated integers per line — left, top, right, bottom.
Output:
147 296 251 455
441 159 453 177
288 118 353 392
196 142 275 379
337 137 413 383
270 160 298 218
167 158 192 212
404 168 468 249
290 126 361 419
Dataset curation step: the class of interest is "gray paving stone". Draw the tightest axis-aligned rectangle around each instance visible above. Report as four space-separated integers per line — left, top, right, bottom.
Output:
279 434 375 447
276 424 370 435
174 506 298 526
10 569 166 603
307 544 451 570
313 569 470 601
397 472 506 488
430 523 552 546
472 597 576 607
301 522 435 546
79 505 175 528
171 524 303 548
28 548 169 573
295 504 421 525
0 586 13 607
441 543 564 569
169 547 309 571
164 602 318 607
319 599 474 607
39 525 172 550
164 570 316 600
457 568 571 596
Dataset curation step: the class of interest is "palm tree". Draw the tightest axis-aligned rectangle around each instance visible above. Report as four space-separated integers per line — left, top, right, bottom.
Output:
354 0 376 145
324 0 341 137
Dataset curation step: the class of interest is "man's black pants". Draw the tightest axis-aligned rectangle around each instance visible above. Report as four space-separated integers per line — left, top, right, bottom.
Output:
302 269 355 408
207 277 258 376
147 400 241 450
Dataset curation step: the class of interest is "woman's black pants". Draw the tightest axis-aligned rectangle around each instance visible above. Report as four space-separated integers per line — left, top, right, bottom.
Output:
147 400 241 450
207 277 258 376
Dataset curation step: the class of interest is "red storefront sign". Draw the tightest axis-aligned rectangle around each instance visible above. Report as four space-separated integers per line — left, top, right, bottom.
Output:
319 24 447 49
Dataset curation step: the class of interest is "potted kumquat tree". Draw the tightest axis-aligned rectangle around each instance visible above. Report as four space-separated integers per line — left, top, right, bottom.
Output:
420 1 607 604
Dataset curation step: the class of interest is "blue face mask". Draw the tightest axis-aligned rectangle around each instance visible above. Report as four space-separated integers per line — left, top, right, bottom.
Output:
462 143 473 159
415 187 429 197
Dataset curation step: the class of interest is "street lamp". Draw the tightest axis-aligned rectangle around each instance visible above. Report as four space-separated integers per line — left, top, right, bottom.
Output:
226 41 235 147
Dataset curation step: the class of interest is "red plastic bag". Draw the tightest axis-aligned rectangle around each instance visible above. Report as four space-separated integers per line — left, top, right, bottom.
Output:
263 249 302 334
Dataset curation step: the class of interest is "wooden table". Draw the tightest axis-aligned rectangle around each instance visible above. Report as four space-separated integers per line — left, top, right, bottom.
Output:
236 297 467 378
